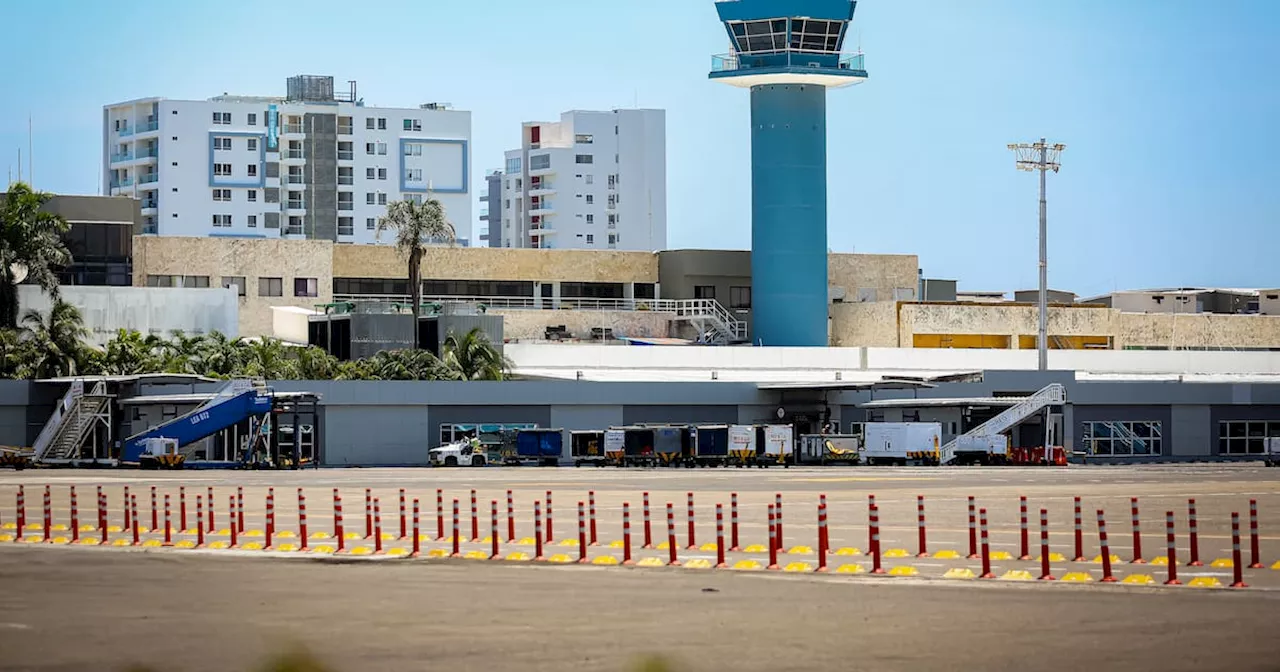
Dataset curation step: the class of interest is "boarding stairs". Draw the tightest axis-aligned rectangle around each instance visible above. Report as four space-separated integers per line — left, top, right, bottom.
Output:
33 380 113 463
939 383 1066 465
122 379 272 463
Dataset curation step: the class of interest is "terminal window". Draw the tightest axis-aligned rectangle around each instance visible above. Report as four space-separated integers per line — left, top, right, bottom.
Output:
1081 421 1162 456
1218 421 1280 454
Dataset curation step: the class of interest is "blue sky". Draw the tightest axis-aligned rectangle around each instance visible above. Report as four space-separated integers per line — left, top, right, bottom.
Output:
2 0 1276 297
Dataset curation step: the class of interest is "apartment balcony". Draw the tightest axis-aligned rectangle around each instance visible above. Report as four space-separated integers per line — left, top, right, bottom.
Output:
109 177 134 190
140 199 158 211
284 124 304 134
284 150 305 160
337 124 354 136
110 152 133 164
137 119 159 134
528 201 554 214
337 176 354 185
137 147 159 159
287 201 306 211
337 203 353 211
286 175 305 185
117 125 133 137
138 173 158 184
528 226 556 236
528 182 556 196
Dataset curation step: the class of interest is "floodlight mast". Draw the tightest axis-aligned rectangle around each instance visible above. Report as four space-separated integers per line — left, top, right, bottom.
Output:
1008 138 1065 372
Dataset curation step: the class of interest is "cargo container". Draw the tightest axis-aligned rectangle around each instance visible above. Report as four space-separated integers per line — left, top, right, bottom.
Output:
571 430 607 466
514 428 563 466
692 425 730 467
653 426 688 466
797 434 861 465
728 425 756 466
759 424 794 467
604 430 626 465
953 434 1009 465
862 422 942 465
619 426 656 467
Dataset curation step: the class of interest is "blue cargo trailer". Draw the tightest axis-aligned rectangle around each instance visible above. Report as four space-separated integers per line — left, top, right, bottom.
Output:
693 425 730 467
515 428 563 466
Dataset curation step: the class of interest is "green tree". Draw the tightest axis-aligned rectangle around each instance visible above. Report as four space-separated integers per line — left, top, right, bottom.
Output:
441 327 512 380
375 197 455 319
0 328 27 378
101 329 165 375
240 338 296 379
160 330 208 374
20 300 88 378
0 183 72 329
293 346 340 379
195 330 248 378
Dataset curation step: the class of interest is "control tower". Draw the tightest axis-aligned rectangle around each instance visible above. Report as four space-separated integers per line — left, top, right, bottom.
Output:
710 0 867 347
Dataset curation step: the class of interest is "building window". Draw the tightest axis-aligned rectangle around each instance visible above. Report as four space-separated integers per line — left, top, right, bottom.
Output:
378 168 387 180
366 217 377 230
180 275 210 288
146 275 175 287
575 134 594 144
377 118 387 130
377 142 387 155
246 138 258 152
288 191 304 209
259 277 283 297
607 233 617 246
575 155 593 164
247 164 257 177
338 217 354 236
247 189 257 202
366 143 376 156
264 212 280 228
585 174 594 185
366 167 377 180
406 168 422 182
221 276 246 296
585 234 594 244
366 193 376 205
608 194 618 208
694 285 716 300
286 216 303 235
505 157 521 174
530 154 551 170
378 192 388 205
337 142 354 161
730 286 752 310
247 215 257 228
1218 421 1279 455
608 174 618 189
294 277 318 298
212 188 231 202
247 113 257 126
211 214 232 227
214 163 232 176
1081 421 1163 456
338 166 353 185
586 214 594 224
366 118 376 130
213 137 232 150
337 192 353 211
212 112 231 125
404 144 422 157
403 119 422 131
607 213 617 228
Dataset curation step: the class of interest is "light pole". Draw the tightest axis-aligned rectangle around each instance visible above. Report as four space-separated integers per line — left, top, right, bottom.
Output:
1008 139 1065 371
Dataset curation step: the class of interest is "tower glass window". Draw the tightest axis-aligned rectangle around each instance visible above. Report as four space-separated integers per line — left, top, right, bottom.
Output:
727 19 788 53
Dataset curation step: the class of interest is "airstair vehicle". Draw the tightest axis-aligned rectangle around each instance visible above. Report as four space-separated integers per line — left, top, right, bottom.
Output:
32 380 113 465
938 383 1066 465
122 380 273 464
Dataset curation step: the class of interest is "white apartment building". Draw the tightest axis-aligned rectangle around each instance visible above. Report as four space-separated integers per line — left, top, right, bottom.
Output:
495 109 666 251
102 75 472 246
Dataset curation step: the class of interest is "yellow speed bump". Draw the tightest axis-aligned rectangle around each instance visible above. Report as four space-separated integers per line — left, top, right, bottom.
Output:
557 539 579 547
347 546 372 556
110 538 131 547
244 530 264 537
1210 558 1233 568
888 565 919 577
1092 554 1121 565
212 529 231 537
999 570 1035 581
636 557 666 568
990 551 1014 561
23 523 42 531
546 554 575 564
1121 574 1156 585
463 550 490 560
943 568 975 579
0 533 13 542
505 552 531 562
106 525 123 533
239 542 265 551
836 563 866 574
18 536 42 544
933 550 962 560
182 528 199 535
592 555 620 566
1036 553 1067 563
276 531 297 539
309 532 332 540
787 546 814 555
1150 556 1169 566
75 538 100 546
310 545 335 554
1188 576 1223 588
882 548 911 558
140 540 163 548
174 540 197 549
1271 561 1280 571
426 549 450 558
656 541 670 550
1060 572 1093 583
834 547 861 556
685 559 714 569
50 524 68 532
515 537 536 546
50 536 71 545
0 522 13 529
608 540 625 548
743 544 768 553
733 560 764 571
699 543 719 552
386 548 409 557
80 524 97 532
343 532 362 541
275 543 299 553
380 533 396 542
207 541 230 550
783 562 812 573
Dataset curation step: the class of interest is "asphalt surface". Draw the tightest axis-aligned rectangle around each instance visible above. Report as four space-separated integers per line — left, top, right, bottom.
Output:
0 547 1278 671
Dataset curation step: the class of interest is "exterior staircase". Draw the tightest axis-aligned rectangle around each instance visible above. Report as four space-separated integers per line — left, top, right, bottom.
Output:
34 381 113 463
939 383 1066 465
671 299 747 345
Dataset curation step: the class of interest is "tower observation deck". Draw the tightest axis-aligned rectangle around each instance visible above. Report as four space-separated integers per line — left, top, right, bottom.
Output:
710 0 867 347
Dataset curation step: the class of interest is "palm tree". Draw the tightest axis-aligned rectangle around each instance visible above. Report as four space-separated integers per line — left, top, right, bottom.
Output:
293 346 339 380
0 183 71 329
196 331 247 378
20 300 88 378
375 197 455 319
240 338 296 380
0 328 26 377
102 329 165 374
441 328 512 381
161 330 207 374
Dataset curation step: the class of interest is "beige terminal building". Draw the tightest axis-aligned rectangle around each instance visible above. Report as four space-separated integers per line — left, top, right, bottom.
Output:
129 235 1280 351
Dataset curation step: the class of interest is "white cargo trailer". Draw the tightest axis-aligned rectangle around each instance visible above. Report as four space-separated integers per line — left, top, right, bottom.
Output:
862 422 942 465
761 425 794 466
954 434 1009 464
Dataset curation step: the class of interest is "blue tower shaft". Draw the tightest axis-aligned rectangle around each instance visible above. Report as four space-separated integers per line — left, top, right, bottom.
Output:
750 83 828 347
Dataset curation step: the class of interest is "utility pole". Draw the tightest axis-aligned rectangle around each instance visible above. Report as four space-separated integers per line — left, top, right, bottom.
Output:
1008 139 1065 371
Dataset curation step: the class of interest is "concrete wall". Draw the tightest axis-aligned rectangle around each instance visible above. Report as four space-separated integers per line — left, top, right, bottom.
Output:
333 245 658 283
827 253 918 303
18 285 238 347
494 309 672 341
1117 312 1280 350
830 302 899 347
133 236 333 337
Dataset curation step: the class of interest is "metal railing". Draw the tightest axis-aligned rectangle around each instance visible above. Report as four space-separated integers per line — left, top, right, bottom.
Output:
711 50 866 74
331 295 748 340
110 177 134 188
32 381 82 461
138 147 158 158
110 152 133 163
138 120 159 133
139 173 158 184
117 125 133 137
